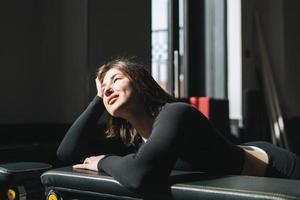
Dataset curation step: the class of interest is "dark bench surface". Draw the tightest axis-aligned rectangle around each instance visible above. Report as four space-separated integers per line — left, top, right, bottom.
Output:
41 166 300 200
0 162 52 183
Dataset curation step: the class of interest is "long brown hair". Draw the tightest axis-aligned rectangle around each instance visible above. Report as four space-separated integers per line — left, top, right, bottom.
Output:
96 58 175 145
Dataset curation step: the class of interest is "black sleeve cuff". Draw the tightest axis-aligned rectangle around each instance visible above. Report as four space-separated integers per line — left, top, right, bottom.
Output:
97 154 115 171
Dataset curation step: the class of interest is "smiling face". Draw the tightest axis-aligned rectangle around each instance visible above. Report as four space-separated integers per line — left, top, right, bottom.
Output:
101 68 140 118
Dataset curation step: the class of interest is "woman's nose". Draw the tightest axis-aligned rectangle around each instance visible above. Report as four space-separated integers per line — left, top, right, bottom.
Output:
104 87 113 97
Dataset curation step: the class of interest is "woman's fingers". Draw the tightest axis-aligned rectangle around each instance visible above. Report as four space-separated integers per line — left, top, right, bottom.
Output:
73 163 86 169
95 78 103 98
73 155 104 171
73 163 95 171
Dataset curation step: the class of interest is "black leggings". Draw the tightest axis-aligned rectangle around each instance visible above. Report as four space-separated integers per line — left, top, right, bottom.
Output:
245 141 300 179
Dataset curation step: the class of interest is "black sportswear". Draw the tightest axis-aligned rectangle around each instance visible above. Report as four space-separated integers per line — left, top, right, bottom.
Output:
57 96 300 193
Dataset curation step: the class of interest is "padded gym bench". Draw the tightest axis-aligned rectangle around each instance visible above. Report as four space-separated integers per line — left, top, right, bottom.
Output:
41 166 300 200
0 162 52 200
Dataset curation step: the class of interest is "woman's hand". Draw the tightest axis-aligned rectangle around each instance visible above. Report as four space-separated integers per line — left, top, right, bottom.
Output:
95 78 103 98
73 155 105 171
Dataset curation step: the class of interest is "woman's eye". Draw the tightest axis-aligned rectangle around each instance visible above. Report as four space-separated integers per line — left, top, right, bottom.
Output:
113 78 121 83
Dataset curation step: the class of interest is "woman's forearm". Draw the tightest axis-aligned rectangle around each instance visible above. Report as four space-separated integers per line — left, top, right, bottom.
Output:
57 96 106 163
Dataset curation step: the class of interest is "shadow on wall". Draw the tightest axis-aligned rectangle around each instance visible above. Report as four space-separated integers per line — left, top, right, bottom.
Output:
0 123 70 167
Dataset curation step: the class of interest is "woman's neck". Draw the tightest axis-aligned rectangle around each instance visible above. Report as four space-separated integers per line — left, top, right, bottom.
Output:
125 109 154 141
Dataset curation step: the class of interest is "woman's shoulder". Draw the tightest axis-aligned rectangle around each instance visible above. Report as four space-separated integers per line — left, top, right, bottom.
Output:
160 102 197 113
163 101 193 108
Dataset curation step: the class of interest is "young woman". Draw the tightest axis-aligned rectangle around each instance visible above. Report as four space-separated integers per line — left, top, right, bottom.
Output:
57 58 300 193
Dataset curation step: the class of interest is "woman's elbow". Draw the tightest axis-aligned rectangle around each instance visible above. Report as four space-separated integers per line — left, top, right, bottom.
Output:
121 175 145 193
56 148 69 163
56 147 77 164
122 174 166 194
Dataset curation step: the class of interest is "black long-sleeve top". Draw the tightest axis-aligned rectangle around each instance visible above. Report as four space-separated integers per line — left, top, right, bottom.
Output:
57 96 245 193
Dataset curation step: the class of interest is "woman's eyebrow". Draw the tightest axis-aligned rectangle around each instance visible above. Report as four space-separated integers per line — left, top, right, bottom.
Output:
101 73 122 88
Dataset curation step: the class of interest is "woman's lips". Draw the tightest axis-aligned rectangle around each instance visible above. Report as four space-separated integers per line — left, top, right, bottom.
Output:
108 95 119 105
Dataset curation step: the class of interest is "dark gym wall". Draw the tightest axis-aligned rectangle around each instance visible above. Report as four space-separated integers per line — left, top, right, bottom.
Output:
242 0 300 119
87 0 151 99
36 0 89 123
242 0 300 153
0 0 151 124
0 0 89 124
284 0 300 118
0 0 41 124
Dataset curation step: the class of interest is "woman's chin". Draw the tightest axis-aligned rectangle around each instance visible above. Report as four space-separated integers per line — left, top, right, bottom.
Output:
106 100 131 118
107 108 118 117
107 104 122 117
